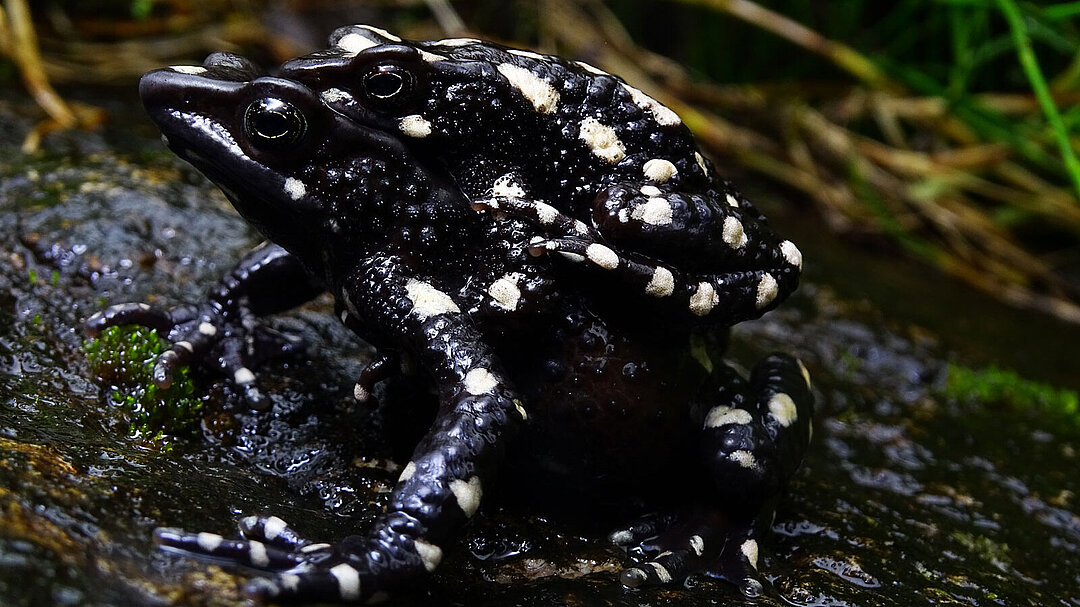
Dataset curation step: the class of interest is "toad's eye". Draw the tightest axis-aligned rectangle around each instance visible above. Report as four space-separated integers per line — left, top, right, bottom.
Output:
244 98 306 148
363 65 411 100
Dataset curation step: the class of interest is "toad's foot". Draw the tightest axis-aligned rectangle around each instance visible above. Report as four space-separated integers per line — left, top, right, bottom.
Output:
86 300 299 408
611 507 766 597
85 244 320 408
155 515 423 604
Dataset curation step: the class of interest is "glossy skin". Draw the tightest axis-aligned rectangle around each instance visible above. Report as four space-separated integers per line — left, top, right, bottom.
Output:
86 26 813 603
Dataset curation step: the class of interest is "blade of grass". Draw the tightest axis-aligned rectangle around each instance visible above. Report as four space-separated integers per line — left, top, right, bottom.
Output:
887 59 1066 170
1042 2 1080 21
996 0 1080 202
946 3 980 100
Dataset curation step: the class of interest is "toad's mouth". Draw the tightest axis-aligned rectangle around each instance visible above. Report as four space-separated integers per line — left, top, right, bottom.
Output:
139 68 253 180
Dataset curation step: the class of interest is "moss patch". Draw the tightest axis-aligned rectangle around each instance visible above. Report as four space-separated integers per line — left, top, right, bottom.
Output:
84 325 202 446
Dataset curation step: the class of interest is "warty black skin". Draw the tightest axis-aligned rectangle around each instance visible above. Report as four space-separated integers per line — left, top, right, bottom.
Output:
281 26 802 327
85 26 814 603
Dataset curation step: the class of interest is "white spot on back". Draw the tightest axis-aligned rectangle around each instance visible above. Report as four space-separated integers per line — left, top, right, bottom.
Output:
262 516 287 540
353 382 369 402
780 240 803 270
321 88 349 103
329 563 362 601
768 393 798 427
522 203 557 226
168 65 207 74
576 60 609 75
696 152 708 173
741 539 760 569
488 273 523 311
621 83 681 126
586 243 620 269
413 539 443 572
725 193 739 208
578 117 626 163
464 368 499 395
399 461 417 482
531 202 557 224
689 281 719 316
798 359 812 389
491 174 526 198
509 49 546 60
357 25 401 41
233 368 256 385
405 279 460 319
196 532 223 552
197 322 217 336
756 273 779 309
336 32 379 55
645 267 675 297
632 197 673 226
704 405 753 428
722 216 747 249
729 450 759 470
283 177 306 201
399 115 432 138
639 184 662 197
248 541 270 567
514 399 529 420
648 562 673 583
496 63 559 114
434 37 479 47
449 476 483 517
689 535 705 556
419 49 446 63
643 158 678 183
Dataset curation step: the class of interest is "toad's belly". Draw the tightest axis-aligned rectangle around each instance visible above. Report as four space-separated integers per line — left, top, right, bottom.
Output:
494 315 708 504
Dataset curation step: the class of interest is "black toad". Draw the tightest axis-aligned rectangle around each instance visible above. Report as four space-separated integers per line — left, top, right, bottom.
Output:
86 24 814 603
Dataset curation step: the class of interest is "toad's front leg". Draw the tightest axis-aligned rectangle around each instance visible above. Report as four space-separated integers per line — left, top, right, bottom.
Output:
473 183 802 326
86 243 322 406
155 254 526 603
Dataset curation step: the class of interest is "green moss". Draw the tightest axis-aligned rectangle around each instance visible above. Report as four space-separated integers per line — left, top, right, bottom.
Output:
949 531 1010 571
84 325 201 446
945 363 1079 429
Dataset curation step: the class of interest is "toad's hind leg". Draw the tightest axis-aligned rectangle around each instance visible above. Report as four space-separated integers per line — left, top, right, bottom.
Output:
155 254 528 603
617 354 812 595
